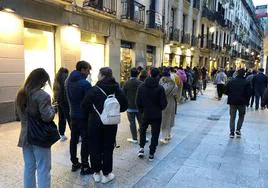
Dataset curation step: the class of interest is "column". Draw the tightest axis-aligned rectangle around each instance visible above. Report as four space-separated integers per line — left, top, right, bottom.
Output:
0 11 24 122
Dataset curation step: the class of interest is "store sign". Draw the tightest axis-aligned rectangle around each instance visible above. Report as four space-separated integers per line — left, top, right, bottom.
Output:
256 5 268 19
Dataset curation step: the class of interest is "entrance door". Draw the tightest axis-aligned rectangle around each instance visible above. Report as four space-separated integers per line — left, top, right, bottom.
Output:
80 42 105 85
24 28 55 95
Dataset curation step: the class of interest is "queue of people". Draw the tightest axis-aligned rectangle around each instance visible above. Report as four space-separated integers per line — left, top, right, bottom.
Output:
16 61 210 187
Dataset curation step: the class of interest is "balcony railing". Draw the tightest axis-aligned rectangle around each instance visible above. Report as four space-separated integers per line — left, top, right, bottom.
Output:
202 6 216 22
191 35 199 47
181 33 191 45
193 0 200 9
224 19 233 30
215 12 225 27
83 0 117 15
147 9 163 30
169 27 181 42
121 0 145 24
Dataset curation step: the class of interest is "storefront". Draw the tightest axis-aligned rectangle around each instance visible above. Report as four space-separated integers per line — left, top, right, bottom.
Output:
80 32 105 85
24 25 55 95
120 41 134 84
146 45 155 67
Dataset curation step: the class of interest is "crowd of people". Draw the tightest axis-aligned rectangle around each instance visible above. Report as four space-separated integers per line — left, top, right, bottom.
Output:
17 60 268 187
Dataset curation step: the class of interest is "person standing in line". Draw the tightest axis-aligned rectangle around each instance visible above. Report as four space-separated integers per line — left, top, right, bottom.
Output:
225 69 251 138
177 67 187 103
53 67 71 142
65 61 93 175
201 67 208 91
246 69 257 108
82 67 128 183
185 67 193 100
252 68 268 110
138 69 148 82
215 68 227 100
16 68 56 188
123 68 143 144
159 68 178 144
136 68 167 161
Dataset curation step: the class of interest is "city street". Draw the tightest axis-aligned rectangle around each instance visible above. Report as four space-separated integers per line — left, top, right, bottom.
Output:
1 84 268 188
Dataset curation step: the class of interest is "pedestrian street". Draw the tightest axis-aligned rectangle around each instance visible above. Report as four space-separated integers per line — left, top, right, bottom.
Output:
1 84 268 188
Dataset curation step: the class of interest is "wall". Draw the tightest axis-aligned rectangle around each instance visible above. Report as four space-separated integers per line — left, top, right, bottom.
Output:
0 12 24 123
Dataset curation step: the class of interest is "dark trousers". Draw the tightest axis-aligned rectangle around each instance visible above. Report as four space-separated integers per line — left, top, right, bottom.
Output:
255 89 265 110
127 112 142 140
192 86 197 100
70 119 89 168
249 92 254 107
90 125 117 175
229 105 246 133
217 84 225 99
58 104 71 136
139 118 161 155
203 79 207 91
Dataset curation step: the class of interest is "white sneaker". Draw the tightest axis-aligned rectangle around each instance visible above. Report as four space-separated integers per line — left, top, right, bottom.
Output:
127 138 138 144
101 173 115 184
138 148 145 158
160 139 168 144
93 172 101 183
60 135 68 142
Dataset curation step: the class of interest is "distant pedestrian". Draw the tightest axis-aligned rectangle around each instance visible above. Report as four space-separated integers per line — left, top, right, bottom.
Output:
201 67 208 91
215 68 227 100
252 68 268 110
246 70 257 108
65 61 93 175
159 68 178 144
82 67 128 183
225 69 251 138
176 68 187 103
123 68 143 144
16 68 56 188
136 68 167 161
53 67 71 142
138 70 148 82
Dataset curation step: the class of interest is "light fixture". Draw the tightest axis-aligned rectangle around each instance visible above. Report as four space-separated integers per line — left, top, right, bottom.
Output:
181 45 185 48
68 23 79 28
190 47 194 51
232 41 238 46
3 8 15 13
246 48 249 53
251 52 254 55
209 27 215 33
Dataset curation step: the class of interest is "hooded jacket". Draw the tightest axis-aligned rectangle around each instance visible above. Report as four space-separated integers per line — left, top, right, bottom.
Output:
65 70 91 119
136 77 167 120
252 72 268 93
225 75 251 105
123 77 143 109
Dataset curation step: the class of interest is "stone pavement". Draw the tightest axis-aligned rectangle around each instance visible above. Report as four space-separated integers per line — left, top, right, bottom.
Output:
1 84 268 188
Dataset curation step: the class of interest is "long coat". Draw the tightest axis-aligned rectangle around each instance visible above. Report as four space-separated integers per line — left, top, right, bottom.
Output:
159 77 178 131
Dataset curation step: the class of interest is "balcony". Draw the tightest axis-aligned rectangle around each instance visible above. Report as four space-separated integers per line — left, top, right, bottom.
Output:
215 12 225 27
181 33 191 45
193 0 200 9
224 19 233 30
147 9 163 30
83 0 117 15
121 0 145 25
202 6 216 22
169 27 181 42
191 35 199 47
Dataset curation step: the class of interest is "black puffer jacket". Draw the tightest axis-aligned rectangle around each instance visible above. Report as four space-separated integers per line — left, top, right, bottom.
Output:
225 75 251 105
136 77 167 120
123 78 143 109
82 77 128 125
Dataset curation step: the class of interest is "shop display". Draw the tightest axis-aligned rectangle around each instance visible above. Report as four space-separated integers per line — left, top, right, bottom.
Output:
120 48 132 84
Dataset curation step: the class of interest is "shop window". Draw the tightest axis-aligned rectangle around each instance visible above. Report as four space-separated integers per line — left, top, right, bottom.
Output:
120 41 133 84
24 28 55 96
146 45 155 67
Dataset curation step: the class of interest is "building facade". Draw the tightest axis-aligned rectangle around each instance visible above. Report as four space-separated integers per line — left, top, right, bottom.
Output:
0 0 165 123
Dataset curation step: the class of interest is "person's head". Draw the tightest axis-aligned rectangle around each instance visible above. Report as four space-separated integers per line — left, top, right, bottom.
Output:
162 68 171 77
55 67 68 81
220 68 225 72
16 68 50 112
76 61 91 77
130 68 139 78
150 68 160 78
139 70 148 81
252 70 257 74
98 67 113 81
237 68 246 77
137 66 143 73
259 68 264 73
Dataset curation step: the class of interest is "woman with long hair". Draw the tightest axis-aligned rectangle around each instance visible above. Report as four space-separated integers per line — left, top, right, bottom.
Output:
16 68 55 188
82 67 128 184
53 67 71 141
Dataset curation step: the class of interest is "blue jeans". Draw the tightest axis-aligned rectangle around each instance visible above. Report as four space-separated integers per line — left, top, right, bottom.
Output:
23 145 51 188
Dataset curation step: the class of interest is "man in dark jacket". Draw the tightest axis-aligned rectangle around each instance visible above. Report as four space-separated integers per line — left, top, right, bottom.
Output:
65 61 92 175
123 68 143 144
136 68 167 161
225 69 251 138
252 68 268 110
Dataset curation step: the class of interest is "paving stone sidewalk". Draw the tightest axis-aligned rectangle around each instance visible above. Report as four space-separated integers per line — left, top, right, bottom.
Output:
1 84 268 188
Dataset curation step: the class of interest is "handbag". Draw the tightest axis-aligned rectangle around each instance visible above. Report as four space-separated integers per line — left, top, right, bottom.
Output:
27 110 60 148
